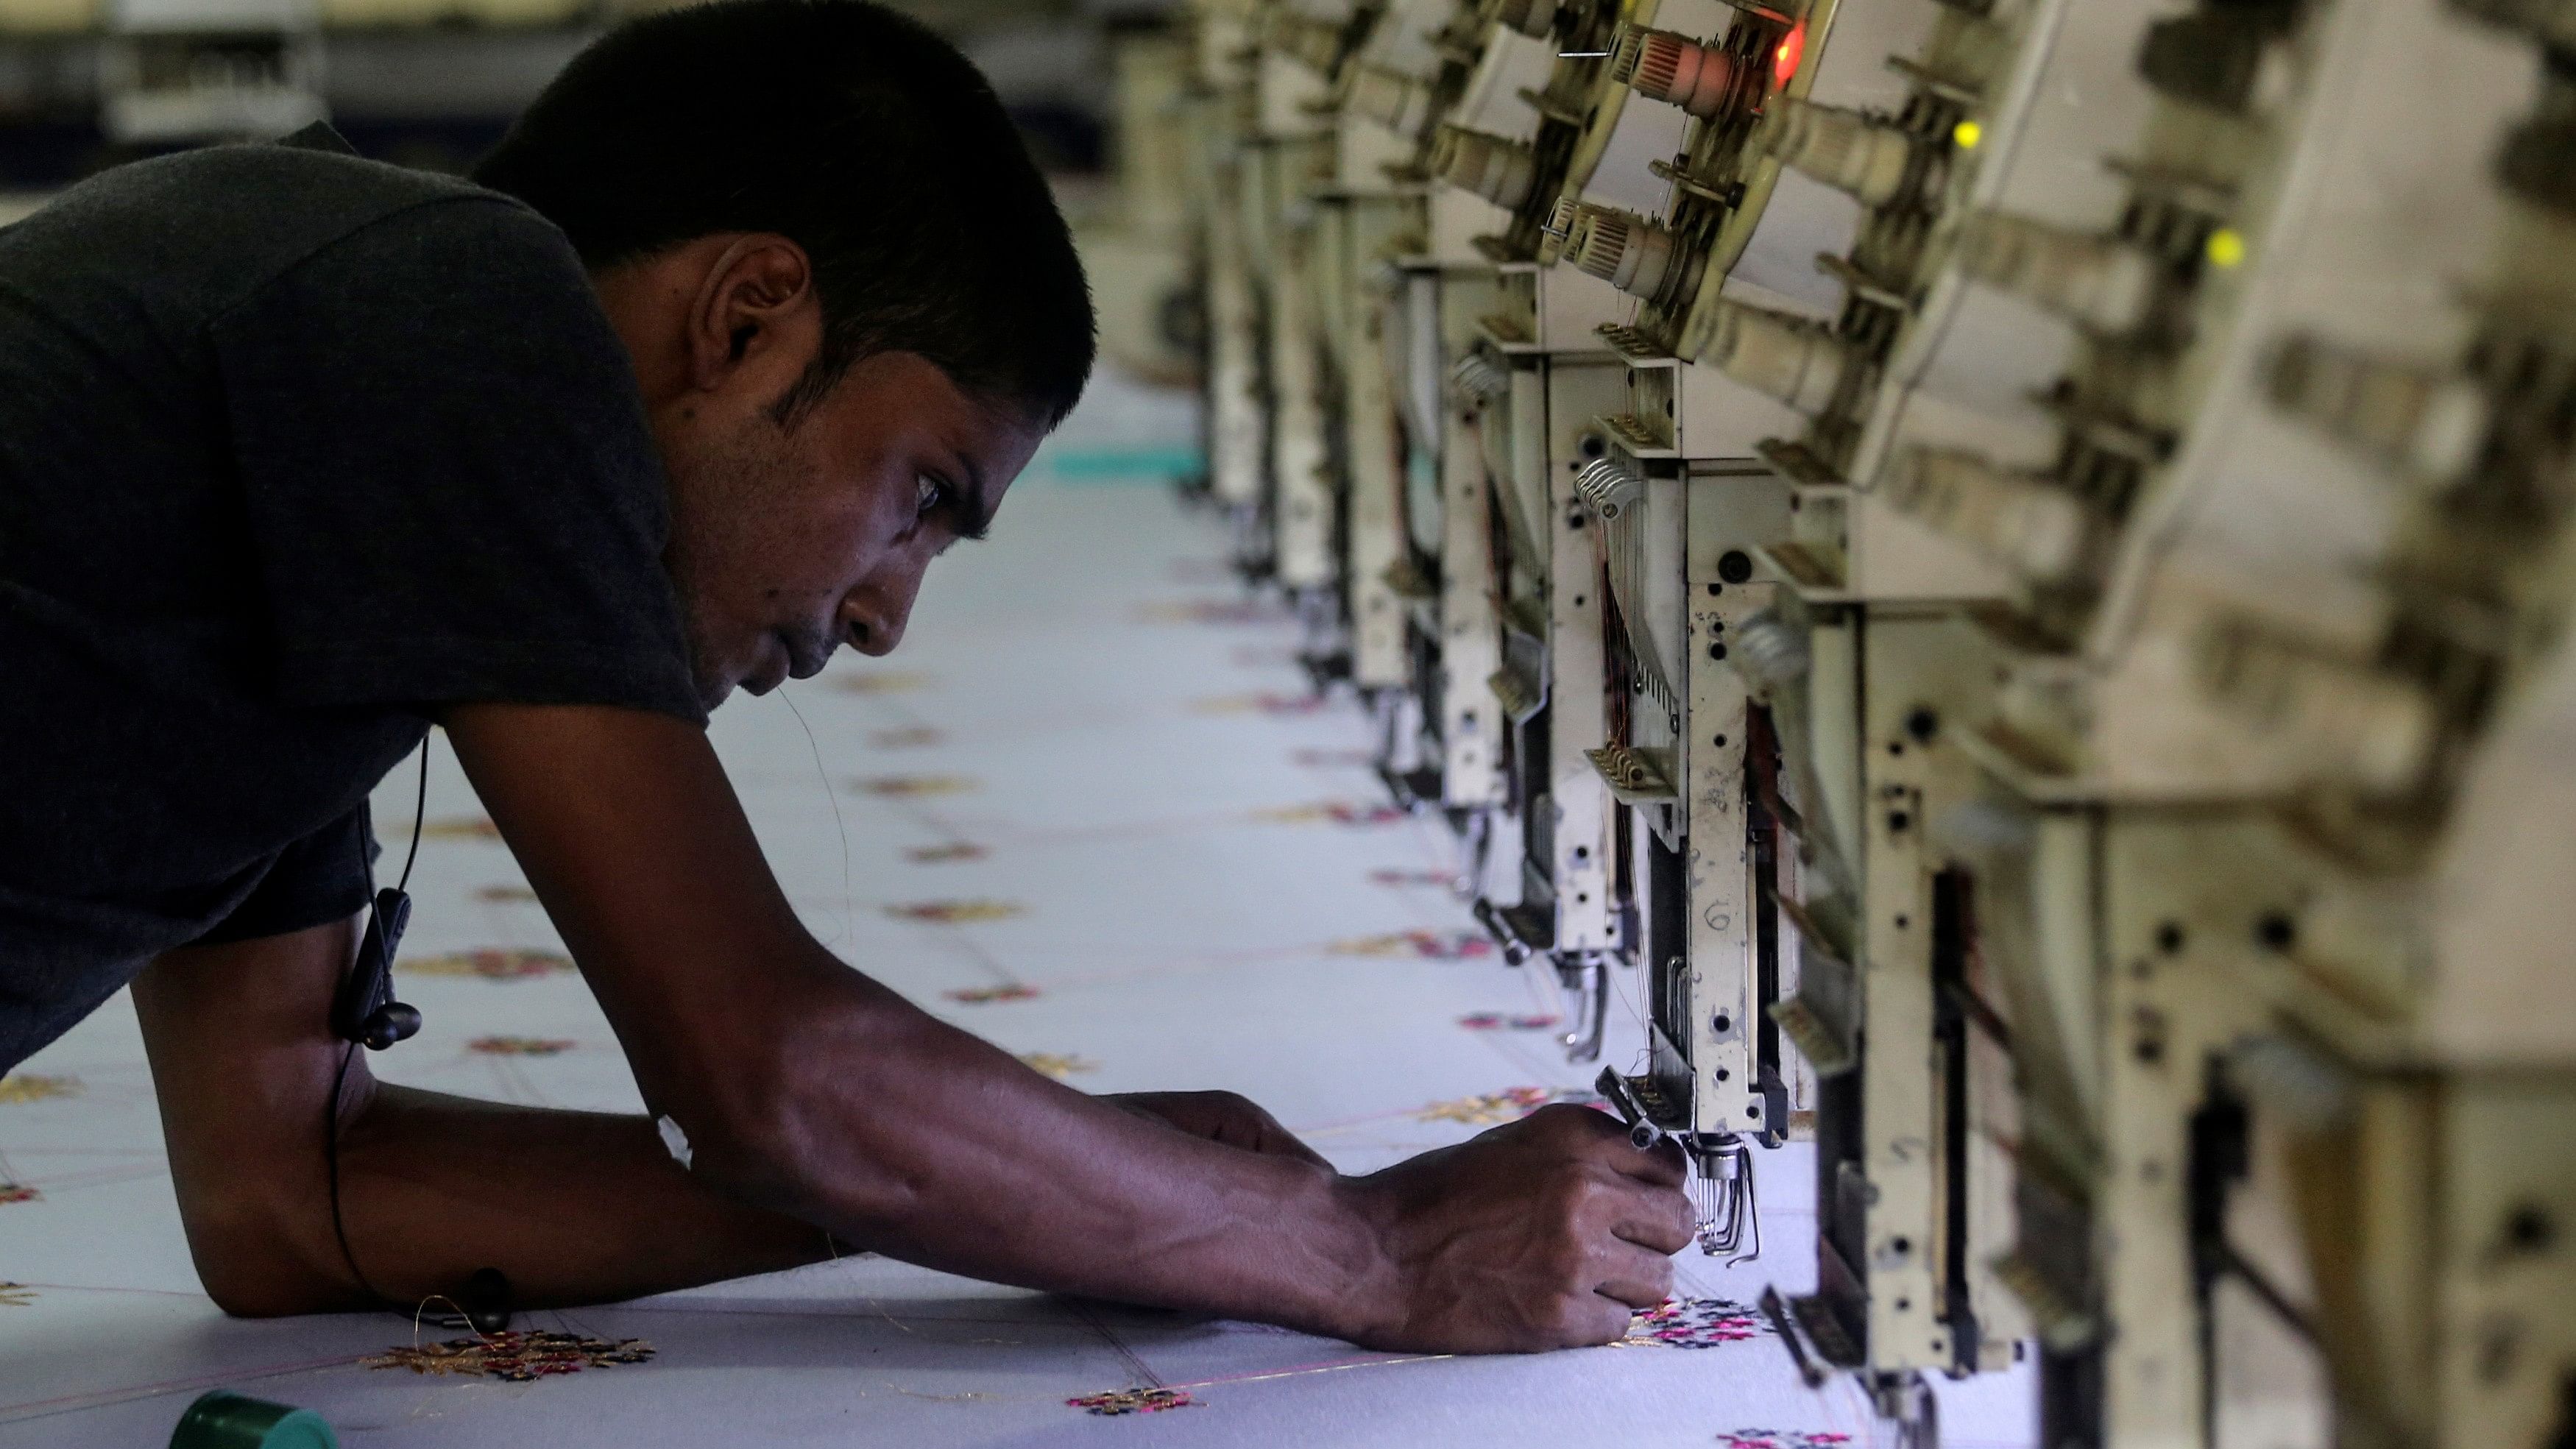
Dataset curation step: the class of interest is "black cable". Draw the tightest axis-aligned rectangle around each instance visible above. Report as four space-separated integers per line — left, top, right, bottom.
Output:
324 741 428 1313
388 742 428 896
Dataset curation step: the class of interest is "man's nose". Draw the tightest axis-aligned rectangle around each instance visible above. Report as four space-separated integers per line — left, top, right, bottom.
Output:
841 586 916 657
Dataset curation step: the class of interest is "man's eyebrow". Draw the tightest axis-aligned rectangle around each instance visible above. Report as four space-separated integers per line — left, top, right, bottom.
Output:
952 455 994 542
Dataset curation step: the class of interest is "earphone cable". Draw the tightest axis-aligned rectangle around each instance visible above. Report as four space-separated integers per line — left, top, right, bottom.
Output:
395 739 427 892
325 740 430 1312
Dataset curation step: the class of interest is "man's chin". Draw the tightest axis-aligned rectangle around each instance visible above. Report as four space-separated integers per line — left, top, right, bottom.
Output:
692 668 736 714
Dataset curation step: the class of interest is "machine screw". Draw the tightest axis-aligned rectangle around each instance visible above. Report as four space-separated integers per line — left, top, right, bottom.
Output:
2256 913 2298 951
2504 1205 2556 1255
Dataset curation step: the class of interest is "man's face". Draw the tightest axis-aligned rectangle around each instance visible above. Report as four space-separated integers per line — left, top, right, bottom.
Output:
657 351 1047 710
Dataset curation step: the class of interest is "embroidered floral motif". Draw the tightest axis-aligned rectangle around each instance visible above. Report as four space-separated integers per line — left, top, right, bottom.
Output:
855 775 980 798
0 1283 32 1306
1137 598 1272 625
1329 931 1493 961
468 1036 574 1057
1715 1433 1853 1449
1192 692 1326 717
1017 1053 1097 1080
473 885 538 904
365 1330 655 1381
1457 1013 1563 1032
885 900 1024 925
1416 1087 1564 1125
0 1186 40 1205
1067 1388 1198 1415
944 984 1041 1005
1290 748 1374 768
1254 801 1410 828
833 672 934 695
0 1074 79 1104
868 726 946 748
1614 1297 1769 1349
400 950 573 980
905 843 989 864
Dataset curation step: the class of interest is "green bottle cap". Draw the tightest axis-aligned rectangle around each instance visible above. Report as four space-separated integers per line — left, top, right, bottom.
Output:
168 1390 339 1449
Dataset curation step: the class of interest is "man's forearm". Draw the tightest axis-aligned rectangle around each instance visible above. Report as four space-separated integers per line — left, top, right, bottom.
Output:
677 966 1390 1342
316 1083 832 1314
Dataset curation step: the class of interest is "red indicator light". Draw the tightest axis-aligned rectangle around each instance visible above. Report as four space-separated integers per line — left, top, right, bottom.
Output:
1772 24 1805 86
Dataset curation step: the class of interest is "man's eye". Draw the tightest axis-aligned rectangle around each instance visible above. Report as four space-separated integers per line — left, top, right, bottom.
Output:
916 475 949 517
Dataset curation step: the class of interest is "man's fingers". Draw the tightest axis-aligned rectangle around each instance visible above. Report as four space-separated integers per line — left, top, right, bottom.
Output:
1220 1094 1335 1169
1555 1292 1641 1347
1603 1135 1689 1188
1612 1186 1699 1257
1518 1105 1691 1188
1591 1278 1668 1315
1258 1123 1335 1171
1589 1240 1678 1311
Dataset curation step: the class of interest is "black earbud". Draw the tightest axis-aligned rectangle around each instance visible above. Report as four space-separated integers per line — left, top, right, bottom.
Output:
460 1266 514 1334
332 886 422 1051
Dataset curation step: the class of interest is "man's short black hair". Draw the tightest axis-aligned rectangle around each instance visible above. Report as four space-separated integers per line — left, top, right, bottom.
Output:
475 0 1094 427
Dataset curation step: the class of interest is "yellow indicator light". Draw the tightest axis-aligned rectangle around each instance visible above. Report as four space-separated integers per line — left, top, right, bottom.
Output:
1951 119 1982 151
2206 227 2247 269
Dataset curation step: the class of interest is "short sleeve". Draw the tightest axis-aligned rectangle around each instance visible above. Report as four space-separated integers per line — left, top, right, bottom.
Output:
210 196 707 723
193 801 378 946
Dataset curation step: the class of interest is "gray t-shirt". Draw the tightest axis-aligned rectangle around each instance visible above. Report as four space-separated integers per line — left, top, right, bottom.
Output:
0 127 704 1070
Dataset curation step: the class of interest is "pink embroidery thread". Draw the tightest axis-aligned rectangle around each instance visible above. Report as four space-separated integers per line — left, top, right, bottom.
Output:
885 900 1024 924
1331 931 1494 961
1615 1297 1769 1349
1368 868 1457 888
944 984 1041 1005
401 950 573 981
904 843 990 864
855 775 979 798
366 1330 655 1381
1068 1388 1198 1415
469 1036 575 1057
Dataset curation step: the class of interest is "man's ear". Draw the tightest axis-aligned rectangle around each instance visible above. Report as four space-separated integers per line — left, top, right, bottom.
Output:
685 234 821 396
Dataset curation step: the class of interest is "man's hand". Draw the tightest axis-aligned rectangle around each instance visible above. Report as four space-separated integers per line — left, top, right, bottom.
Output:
1103 1091 1331 1169
1337 1105 1696 1353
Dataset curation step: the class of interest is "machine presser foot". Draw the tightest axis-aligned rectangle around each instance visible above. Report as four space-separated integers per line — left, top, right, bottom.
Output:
1554 954 1608 1061
1593 1069 1762 1261
1876 1372 1939 1449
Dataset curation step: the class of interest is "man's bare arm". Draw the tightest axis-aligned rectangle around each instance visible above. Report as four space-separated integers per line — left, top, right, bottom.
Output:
132 918 830 1317
444 702 1694 1351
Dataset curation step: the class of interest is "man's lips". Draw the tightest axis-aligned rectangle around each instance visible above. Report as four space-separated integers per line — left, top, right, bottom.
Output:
746 631 834 694
745 633 792 695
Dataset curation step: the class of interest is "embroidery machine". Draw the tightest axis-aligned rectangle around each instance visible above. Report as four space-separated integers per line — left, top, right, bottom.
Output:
1173 0 2576 1440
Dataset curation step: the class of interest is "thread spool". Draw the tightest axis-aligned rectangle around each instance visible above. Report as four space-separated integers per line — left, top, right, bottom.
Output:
1758 99 1917 207
1618 29 1738 117
169 1392 337 1449
1564 206 1680 299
